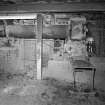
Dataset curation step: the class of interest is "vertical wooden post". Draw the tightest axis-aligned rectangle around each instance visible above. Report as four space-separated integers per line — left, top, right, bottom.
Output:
36 14 43 80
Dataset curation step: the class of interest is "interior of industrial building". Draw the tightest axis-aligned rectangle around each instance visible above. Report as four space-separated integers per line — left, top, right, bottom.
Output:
0 0 105 105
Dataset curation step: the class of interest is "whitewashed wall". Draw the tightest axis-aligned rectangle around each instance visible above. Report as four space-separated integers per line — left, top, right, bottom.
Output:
0 38 54 79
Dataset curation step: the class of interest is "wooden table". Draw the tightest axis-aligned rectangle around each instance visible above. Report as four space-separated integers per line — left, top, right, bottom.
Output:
72 60 96 90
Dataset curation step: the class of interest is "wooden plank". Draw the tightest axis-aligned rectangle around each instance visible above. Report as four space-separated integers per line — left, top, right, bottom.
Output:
0 13 37 19
0 3 105 13
36 14 43 80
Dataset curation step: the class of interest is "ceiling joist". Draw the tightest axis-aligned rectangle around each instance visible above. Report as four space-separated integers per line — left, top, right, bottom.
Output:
0 2 105 13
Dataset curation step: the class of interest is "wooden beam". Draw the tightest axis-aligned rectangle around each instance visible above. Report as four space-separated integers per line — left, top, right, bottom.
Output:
0 2 105 13
36 14 43 80
0 13 37 19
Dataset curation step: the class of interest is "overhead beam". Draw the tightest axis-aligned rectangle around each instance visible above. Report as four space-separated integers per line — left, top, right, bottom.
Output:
0 2 105 13
0 0 16 4
0 13 37 19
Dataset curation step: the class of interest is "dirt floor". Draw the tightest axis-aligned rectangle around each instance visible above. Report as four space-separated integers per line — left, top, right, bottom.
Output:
0 73 104 105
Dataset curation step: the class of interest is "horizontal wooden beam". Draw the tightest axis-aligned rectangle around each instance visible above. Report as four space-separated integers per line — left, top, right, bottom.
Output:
0 13 37 19
0 2 105 13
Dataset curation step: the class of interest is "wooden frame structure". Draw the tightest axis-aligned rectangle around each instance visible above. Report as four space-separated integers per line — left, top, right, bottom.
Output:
0 2 105 80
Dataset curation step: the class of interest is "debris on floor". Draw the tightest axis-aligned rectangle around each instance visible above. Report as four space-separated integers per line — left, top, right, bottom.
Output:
0 74 104 105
